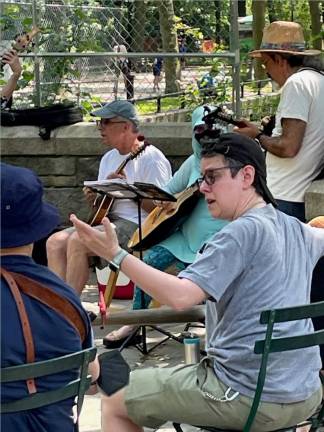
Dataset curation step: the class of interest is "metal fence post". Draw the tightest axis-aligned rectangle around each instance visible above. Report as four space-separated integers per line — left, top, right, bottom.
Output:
229 0 241 117
32 0 41 107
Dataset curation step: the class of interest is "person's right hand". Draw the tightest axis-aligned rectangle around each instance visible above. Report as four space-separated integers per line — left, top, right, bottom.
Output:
2 50 22 77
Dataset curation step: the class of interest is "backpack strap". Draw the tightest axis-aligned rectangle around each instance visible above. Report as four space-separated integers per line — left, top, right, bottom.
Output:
1 268 37 394
9 270 87 342
1 268 87 342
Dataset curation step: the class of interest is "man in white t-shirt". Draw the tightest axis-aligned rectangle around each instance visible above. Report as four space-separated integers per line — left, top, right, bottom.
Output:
46 100 172 295
235 21 324 222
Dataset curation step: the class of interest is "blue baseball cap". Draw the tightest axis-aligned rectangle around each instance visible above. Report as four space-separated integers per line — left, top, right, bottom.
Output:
91 100 139 126
1 163 61 248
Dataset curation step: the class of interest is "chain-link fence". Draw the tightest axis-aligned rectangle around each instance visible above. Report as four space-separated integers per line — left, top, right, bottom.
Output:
1 0 278 118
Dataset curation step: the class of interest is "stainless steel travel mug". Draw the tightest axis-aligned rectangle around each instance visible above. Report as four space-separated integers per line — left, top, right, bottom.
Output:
183 332 200 364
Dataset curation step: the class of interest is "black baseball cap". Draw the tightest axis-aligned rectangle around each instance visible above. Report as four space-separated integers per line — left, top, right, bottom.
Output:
201 133 277 207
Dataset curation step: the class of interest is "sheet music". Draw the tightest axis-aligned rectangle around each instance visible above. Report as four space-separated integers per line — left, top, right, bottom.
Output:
84 178 127 187
83 179 176 202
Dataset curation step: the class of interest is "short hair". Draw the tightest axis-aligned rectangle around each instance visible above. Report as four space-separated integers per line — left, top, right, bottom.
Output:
114 115 139 133
201 146 264 197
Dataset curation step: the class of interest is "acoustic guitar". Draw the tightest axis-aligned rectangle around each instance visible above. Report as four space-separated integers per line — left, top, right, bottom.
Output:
88 139 150 226
128 181 201 251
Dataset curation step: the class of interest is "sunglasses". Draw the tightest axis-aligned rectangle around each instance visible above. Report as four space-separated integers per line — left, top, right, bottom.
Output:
198 165 243 186
96 119 126 129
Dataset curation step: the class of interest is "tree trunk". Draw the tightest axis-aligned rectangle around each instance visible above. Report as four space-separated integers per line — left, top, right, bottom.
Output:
308 0 322 50
214 0 221 44
130 0 146 53
252 0 266 80
129 0 147 71
158 0 181 93
267 0 277 22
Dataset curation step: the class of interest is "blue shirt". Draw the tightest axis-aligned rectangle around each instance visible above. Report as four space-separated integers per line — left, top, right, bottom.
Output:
158 106 228 263
1 255 92 432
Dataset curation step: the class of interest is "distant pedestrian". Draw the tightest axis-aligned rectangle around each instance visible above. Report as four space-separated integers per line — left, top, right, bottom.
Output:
179 39 187 68
113 44 132 98
153 56 163 91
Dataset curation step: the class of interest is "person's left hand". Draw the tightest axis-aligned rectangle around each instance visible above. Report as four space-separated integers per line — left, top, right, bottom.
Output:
233 119 260 139
2 50 22 77
70 214 120 261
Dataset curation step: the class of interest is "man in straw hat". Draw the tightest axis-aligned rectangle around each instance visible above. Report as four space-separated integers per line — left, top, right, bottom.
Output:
70 133 324 431
1 163 98 431
235 21 324 222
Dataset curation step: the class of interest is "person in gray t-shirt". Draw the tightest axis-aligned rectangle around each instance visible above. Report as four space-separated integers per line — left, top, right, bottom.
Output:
70 133 324 432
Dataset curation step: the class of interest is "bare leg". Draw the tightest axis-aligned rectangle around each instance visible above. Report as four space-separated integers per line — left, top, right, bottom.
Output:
101 390 143 432
66 231 93 295
46 230 71 279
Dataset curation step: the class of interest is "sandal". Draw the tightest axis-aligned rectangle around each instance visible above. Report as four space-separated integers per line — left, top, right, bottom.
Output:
103 333 142 349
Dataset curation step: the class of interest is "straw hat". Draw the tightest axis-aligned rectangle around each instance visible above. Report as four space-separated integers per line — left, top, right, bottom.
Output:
250 21 321 58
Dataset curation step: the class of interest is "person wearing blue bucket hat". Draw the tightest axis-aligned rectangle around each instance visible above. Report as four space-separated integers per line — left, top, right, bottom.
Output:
1 163 97 431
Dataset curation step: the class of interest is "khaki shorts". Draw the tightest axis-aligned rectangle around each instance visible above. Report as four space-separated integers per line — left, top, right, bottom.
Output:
125 357 322 431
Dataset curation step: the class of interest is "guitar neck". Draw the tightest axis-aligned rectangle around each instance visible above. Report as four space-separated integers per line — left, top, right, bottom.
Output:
116 158 128 174
217 115 245 128
116 140 148 174
88 141 148 226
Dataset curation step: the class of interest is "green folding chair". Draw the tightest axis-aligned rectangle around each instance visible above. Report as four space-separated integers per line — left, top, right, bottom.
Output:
173 301 324 432
1 346 97 427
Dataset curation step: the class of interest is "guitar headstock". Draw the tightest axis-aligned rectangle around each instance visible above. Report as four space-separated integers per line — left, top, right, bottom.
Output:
12 26 40 52
203 105 245 128
129 138 151 161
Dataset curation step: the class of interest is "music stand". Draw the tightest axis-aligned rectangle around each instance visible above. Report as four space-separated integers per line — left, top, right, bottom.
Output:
85 179 177 354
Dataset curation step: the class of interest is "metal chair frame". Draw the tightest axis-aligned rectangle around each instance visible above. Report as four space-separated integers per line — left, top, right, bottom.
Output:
1 347 97 426
173 301 324 432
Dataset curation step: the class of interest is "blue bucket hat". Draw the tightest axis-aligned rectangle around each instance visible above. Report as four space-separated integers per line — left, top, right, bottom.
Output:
91 100 139 126
1 163 61 248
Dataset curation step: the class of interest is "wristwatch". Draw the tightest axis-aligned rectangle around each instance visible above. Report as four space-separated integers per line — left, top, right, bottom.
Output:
109 248 129 271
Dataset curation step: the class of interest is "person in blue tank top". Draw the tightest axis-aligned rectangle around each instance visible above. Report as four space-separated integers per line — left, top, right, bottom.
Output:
103 105 228 348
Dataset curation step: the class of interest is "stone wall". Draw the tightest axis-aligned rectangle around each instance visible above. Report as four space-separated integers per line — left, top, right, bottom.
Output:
305 180 324 221
2 122 323 226
1 122 192 226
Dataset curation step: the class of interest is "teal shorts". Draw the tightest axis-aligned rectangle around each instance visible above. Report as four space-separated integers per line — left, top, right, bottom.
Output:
125 357 322 430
